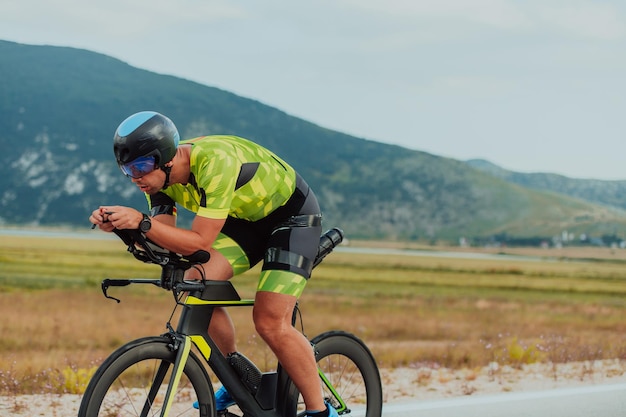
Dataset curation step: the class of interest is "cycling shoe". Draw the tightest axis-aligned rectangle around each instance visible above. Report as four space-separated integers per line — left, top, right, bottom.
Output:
306 401 339 417
193 385 235 411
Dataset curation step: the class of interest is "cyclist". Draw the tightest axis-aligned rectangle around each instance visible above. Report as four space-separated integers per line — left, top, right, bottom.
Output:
89 111 337 417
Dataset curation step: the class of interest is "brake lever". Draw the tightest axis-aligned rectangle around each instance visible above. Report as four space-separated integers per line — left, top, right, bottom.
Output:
101 278 131 303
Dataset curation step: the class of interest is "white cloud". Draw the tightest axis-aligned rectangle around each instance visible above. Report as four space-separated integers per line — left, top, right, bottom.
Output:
431 75 516 97
0 0 246 38
342 0 626 40
536 2 626 40
342 0 529 30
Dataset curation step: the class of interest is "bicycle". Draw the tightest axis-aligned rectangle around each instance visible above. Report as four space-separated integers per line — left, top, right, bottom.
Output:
78 227 383 417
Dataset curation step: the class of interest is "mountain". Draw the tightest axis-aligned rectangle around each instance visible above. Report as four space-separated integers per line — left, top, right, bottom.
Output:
466 159 626 212
2 39 626 243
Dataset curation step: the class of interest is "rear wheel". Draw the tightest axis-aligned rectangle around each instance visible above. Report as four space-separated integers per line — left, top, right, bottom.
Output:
279 331 383 417
78 336 216 417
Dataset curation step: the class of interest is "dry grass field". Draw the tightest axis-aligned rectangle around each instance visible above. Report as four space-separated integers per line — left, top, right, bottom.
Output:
1 232 626 395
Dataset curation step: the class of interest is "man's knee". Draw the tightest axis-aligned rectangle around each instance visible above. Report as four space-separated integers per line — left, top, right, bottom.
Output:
255 319 291 346
253 291 296 339
253 308 291 342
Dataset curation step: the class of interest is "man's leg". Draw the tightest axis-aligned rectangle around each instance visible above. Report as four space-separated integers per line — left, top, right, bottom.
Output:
187 248 237 354
208 308 237 354
253 291 325 412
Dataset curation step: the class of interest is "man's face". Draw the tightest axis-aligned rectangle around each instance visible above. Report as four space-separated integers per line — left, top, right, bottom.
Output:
119 155 166 194
130 168 166 194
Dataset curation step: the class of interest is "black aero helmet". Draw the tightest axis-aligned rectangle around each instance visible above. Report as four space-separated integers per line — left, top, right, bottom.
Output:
113 111 180 168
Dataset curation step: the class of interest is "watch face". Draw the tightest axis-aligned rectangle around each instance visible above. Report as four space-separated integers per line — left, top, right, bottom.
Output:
140 215 151 232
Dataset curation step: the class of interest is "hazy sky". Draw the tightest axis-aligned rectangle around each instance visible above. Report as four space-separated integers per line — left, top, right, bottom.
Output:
2 1 626 180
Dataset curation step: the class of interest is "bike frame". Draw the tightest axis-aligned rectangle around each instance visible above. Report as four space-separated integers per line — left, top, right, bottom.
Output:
179 283 275 417
119 279 336 417
97 228 347 417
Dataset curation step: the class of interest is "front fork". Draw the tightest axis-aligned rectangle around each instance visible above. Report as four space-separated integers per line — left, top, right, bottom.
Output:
156 334 193 417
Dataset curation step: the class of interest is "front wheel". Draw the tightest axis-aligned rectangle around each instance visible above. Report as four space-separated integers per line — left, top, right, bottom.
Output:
279 331 383 417
78 336 216 417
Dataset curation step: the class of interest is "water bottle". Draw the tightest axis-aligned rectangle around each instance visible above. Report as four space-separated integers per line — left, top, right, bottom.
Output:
314 228 344 267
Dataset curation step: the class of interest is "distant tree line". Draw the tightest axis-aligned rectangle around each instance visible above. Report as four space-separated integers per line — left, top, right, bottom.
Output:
467 233 626 248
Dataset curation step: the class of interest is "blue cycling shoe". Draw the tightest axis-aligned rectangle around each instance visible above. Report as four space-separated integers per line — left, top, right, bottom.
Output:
327 402 339 417
306 401 339 417
213 386 236 410
193 385 236 411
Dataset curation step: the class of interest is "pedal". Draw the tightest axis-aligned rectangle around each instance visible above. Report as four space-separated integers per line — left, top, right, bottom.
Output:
217 411 239 417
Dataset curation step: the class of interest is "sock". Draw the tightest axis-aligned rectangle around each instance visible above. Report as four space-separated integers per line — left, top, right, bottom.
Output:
306 406 330 417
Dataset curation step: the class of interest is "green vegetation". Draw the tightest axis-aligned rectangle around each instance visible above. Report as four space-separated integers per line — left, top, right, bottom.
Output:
0 235 157 290
1 235 626 394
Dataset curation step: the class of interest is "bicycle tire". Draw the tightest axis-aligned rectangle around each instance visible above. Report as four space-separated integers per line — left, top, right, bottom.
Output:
78 336 216 417
278 330 383 417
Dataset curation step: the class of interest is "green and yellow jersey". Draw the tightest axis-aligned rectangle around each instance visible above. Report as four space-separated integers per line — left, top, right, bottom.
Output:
149 135 296 221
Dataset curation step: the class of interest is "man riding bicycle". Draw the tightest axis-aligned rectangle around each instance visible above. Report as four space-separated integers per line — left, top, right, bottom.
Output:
89 111 337 417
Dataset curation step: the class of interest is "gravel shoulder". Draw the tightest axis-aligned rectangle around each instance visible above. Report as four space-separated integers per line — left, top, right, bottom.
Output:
381 359 626 403
2 360 625 416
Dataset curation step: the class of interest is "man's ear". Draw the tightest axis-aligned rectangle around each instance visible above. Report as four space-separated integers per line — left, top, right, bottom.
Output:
164 160 174 168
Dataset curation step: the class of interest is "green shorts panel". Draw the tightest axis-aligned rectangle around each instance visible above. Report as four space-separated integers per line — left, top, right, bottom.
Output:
212 233 250 276
257 270 307 298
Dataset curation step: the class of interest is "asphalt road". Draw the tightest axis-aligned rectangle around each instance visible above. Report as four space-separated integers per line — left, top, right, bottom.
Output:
382 383 626 417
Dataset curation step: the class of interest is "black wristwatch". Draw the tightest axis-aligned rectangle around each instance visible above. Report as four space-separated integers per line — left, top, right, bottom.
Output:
139 213 152 233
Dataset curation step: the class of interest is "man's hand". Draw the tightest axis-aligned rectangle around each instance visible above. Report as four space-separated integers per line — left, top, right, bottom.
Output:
89 206 143 231
100 206 144 230
89 207 115 231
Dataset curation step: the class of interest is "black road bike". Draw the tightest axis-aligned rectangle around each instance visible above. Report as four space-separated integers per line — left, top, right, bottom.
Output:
78 227 383 417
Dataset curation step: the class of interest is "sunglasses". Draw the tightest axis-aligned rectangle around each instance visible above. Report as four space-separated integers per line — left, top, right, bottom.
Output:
120 155 157 178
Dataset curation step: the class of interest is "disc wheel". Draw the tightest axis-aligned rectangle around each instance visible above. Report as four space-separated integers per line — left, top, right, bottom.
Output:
279 331 383 417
